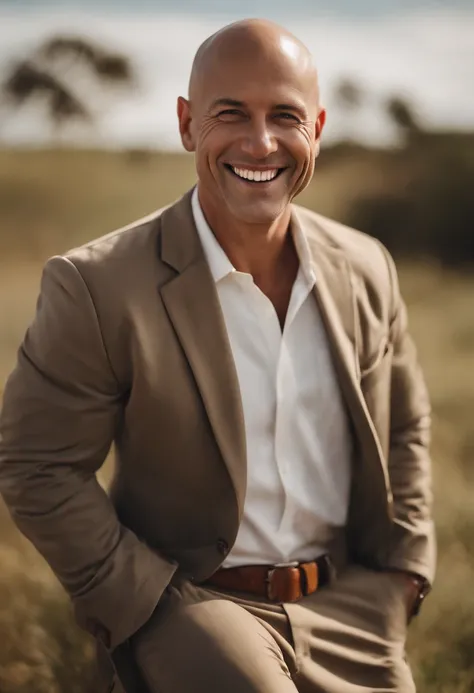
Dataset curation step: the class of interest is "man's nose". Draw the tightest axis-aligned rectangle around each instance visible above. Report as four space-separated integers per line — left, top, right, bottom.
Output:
240 119 278 160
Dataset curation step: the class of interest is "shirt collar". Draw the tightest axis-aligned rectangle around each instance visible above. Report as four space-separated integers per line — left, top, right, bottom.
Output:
191 187 234 283
191 186 316 288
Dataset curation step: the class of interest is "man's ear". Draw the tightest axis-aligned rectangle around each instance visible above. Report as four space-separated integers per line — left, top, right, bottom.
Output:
316 108 326 140
314 108 326 158
177 96 196 152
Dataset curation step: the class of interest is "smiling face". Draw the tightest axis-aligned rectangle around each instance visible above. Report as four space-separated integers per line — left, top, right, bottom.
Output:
178 21 326 226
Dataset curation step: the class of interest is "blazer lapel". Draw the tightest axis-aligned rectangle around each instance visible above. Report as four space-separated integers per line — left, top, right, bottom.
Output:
159 191 247 517
292 208 393 526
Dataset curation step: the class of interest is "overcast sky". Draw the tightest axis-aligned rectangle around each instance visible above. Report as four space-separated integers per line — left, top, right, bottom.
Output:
1 0 472 147
2 0 474 17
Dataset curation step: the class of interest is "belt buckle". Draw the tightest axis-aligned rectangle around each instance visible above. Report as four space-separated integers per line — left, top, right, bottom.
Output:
265 561 299 602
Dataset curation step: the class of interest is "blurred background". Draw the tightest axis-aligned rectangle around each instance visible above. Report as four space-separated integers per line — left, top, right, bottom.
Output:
0 0 473 691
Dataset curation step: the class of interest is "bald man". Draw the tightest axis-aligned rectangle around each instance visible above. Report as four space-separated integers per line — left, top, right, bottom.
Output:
0 18 434 693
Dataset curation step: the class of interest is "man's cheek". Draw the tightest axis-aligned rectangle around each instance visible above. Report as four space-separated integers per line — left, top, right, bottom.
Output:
293 159 313 197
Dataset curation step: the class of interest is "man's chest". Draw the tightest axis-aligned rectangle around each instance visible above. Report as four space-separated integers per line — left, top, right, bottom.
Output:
214 278 353 462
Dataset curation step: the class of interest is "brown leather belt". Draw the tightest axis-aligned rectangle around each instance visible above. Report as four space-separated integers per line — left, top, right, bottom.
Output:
204 554 334 603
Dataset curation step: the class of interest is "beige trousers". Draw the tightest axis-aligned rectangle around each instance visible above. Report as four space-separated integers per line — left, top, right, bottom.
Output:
127 563 416 693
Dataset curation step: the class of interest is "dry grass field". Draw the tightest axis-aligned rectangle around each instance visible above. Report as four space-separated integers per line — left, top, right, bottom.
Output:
0 148 473 692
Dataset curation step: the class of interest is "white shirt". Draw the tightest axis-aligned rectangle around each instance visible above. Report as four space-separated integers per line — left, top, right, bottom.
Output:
191 188 352 567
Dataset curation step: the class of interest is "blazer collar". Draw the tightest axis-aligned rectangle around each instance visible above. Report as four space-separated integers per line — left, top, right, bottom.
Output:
290 206 358 382
160 187 202 273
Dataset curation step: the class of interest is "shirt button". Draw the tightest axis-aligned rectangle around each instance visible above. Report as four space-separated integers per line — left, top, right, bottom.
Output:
216 538 229 555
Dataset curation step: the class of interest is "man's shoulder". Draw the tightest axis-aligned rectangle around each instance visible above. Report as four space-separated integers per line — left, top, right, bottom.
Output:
64 204 171 271
295 204 387 265
294 204 395 292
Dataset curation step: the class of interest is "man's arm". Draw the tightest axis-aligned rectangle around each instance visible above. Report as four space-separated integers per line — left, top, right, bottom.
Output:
0 256 177 650
380 246 436 591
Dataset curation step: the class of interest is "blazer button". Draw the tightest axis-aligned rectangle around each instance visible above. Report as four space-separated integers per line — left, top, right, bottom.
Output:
216 538 229 555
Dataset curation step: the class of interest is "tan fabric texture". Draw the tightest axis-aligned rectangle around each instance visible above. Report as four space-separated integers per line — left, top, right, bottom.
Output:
122 564 415 693
0 189 435 692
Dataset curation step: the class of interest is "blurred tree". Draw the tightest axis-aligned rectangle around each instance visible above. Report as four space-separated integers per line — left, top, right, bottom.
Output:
386 95 422 138
344 135 474 266
331 77 366 144
1 35 135 142
38 36 134 84
332 80 426 146
3 61 91 131
333 78 364 112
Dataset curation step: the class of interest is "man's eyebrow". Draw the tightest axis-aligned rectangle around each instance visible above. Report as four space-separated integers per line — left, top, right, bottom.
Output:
210 98 245 109
273 103 307 118
209 98 307 118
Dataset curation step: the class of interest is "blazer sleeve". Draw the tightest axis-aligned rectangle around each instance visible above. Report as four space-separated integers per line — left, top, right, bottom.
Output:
381 247 436 585
0 255 177 650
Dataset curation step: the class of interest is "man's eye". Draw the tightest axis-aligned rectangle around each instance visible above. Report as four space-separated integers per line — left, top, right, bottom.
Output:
276 112 299 122
218 109 245 118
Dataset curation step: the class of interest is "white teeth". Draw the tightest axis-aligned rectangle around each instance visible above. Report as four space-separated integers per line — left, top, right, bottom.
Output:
231 166 279 182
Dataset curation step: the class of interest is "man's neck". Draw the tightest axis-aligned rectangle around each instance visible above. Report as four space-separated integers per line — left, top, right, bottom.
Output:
197 190 295 284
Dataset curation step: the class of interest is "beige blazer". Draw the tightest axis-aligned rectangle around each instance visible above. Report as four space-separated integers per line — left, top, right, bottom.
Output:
0 188 435 669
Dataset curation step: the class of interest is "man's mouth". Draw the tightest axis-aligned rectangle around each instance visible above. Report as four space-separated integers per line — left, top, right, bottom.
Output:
224 164 286 183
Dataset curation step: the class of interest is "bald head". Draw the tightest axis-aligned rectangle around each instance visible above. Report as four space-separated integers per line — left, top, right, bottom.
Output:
177 19 326 227
189 19 319 106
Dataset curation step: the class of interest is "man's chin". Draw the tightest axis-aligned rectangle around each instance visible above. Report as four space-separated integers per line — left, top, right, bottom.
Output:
225 197 289 226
